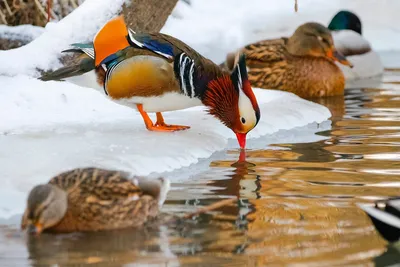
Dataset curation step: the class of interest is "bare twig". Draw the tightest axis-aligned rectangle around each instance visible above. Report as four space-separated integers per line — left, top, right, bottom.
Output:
295 0 298 12
69 0 78 9
49 7 57 21
47 0 52 22
0 9 7 24
2 0 12 16
183 198 237 219
33 0 48 19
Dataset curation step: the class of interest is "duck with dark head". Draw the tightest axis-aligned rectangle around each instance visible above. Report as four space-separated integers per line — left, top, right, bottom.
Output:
328 10 362 35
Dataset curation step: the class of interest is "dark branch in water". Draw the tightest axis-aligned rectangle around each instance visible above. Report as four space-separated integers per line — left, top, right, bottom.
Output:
183 198 238 219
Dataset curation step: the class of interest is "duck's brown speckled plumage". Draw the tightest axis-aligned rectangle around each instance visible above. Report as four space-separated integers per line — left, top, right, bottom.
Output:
242 38 345 98
223 23 350 99
22 168 166 233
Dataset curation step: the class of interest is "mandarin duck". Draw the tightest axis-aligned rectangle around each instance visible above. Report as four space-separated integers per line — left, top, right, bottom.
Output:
328 10 383 80
40 16 260 149
222 22 353 99
21 168 170 234
359 198 400 242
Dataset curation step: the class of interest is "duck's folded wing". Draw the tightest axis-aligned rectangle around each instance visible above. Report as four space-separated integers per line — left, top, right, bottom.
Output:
48 168 142 201
243 38 287 63
128 31 176 60
49 168 169 205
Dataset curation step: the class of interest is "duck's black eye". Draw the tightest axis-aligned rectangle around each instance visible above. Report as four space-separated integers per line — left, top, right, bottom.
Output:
241 117 246 124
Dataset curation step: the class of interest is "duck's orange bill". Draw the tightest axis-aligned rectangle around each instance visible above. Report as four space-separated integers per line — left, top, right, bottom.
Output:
28 223 43 235
93 16 130 66
327 48 354 68
236 133 247 150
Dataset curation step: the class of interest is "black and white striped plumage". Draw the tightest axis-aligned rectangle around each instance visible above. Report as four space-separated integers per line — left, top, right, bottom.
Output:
173 53 199 98
359 198 400 242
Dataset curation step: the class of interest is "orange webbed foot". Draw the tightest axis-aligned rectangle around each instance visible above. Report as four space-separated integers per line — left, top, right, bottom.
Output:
136 105 190 132
147 123 190 132
154 112 190 131
153 123 191 131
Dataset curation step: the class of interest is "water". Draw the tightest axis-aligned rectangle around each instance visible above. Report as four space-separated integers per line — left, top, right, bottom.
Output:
1 69 400 266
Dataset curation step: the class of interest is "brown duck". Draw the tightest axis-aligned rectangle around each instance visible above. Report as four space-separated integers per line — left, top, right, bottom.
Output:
223 22 353 99
21 168 170 234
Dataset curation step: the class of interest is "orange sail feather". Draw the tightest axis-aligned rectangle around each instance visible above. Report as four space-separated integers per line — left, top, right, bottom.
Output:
93 16 130 66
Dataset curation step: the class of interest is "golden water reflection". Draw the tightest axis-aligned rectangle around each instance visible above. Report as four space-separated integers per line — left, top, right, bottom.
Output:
1 71 400 266
203 72 400 265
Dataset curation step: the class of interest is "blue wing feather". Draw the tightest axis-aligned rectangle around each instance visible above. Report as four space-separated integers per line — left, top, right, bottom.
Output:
129 33 174 58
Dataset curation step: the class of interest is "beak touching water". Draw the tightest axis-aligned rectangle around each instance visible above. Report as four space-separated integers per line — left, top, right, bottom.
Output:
327 47 353 68
27 223 43 235
236 133 247 150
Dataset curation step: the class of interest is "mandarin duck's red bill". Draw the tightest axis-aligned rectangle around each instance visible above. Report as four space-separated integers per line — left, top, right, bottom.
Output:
39 16 260 148
236 133 247 149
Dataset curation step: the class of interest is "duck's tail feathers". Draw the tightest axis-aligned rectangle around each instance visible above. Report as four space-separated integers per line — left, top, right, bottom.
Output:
93 15 130 66
63 43 95 59
39 57 95 81
134 177 170 207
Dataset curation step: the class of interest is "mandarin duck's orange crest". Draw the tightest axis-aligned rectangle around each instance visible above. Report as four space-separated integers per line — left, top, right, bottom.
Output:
203 55 260 149
93 16 130 66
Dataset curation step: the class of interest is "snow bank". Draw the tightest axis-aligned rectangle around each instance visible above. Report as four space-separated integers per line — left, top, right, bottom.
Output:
0 75 330 218
0 25 44 42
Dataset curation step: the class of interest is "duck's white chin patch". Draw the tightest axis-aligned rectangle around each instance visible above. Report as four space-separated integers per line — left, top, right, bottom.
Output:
113 92 202 113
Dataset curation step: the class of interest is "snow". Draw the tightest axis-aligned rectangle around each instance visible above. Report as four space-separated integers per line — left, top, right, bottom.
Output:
1 0 398 218
0 75 330 218
0 25 44 42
